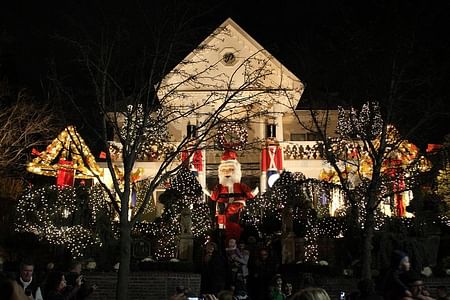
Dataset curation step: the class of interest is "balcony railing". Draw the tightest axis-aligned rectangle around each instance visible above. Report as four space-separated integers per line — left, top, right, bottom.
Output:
281 141 323 160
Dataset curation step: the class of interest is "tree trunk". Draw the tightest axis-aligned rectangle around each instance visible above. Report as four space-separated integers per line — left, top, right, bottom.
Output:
361 209 375 280
116 217 132 300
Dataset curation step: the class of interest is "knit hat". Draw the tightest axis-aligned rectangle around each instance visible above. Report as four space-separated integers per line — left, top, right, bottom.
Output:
391 250 408 268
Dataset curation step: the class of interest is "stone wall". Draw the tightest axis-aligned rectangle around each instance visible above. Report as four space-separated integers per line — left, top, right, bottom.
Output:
84 272 201 300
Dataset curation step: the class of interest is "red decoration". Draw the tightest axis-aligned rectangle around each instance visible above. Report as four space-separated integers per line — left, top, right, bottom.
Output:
394 175 406 216
209 151 258 242
31 148 41 156
211 182 255 241
261 143 283 172
426 144 442 153
221 150 237 161
56 159 75 188
181 146 203 172
384 159 405 216
99 151 106 159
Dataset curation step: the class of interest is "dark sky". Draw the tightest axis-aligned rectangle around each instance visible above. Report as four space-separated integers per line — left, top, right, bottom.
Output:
1 0 449 146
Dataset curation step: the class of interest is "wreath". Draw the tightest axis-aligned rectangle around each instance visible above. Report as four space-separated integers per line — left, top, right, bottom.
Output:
216 122 248 151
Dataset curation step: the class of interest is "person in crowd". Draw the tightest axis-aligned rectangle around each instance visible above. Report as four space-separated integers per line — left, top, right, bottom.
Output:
400 270 435 300
44 271 82 300
15 260 43 300
436 286 450 300
237 242 250 285
65 261 97 300
200 242 226 296
290 287 331 300
269 274 286 300
40 262 55 285
249 248 278 300
284 282 293 300
379 250 412 300
1 273 29 300
298 274 315 290
225 238 249 294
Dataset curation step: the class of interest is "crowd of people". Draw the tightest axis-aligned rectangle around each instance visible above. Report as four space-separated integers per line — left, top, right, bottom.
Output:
1 248 449 300
193 241 450 300
0 260 96 300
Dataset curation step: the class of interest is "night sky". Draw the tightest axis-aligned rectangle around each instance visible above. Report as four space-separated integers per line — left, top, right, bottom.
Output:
1 0 449 147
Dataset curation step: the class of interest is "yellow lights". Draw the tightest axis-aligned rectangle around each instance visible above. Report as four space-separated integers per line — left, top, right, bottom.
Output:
27 125 103 179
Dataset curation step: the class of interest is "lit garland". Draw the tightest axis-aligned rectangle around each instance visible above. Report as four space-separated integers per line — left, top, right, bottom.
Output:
26 126 103 178
216 121 248 151
15 184 111 258
303 209 319 262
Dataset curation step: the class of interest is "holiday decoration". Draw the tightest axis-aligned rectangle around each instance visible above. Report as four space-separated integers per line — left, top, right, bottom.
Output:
153 167 211 260
320 120 432 217
15 184 110 258
336 102 383 140
56 159 75 187
27 126 103 183
112 165 144 186
181 143 204 175
209 150 258 242
283 143 322 160
216 122 248 151
261 138 283 189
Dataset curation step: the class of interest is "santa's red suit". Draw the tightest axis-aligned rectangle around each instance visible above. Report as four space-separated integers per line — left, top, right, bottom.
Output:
210 151 257 242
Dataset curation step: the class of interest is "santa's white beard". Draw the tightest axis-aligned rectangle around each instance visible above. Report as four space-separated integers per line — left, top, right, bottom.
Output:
220 176 236 189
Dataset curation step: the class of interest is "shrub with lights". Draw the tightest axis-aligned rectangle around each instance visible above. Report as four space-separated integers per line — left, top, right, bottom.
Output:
15 184 111 258
151 167 212 260
244 171 351 262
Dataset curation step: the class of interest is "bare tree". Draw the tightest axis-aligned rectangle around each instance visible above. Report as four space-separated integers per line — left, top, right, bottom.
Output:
0 82 60 177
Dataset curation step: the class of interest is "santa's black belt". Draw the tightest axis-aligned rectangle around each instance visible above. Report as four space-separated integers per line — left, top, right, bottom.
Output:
218 193 245 198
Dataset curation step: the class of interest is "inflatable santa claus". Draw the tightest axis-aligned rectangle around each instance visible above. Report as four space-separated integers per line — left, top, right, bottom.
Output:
209 150 258 242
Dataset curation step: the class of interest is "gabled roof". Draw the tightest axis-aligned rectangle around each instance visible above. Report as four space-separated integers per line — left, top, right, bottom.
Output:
158 18 304 115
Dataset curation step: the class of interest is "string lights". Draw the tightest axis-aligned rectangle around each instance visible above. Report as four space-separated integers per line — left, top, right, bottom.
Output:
216 121 248 151
15 184 110 258
26 126 103 178
152 167 212 260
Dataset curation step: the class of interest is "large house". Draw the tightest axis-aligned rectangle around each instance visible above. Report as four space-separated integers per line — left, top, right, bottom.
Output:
99 18 411 219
